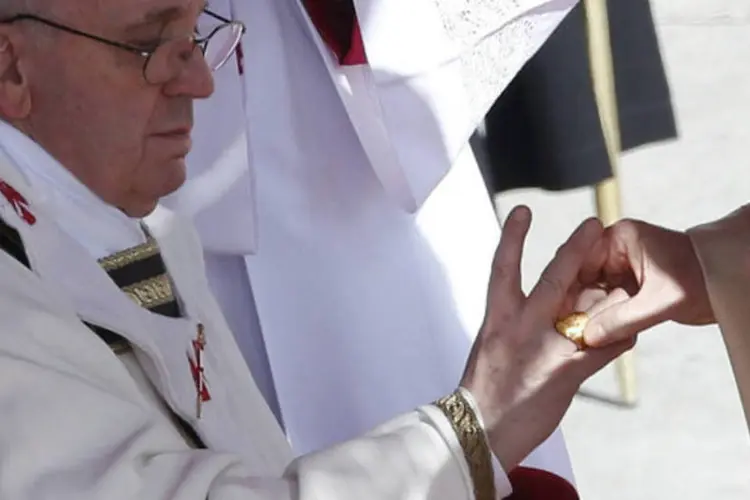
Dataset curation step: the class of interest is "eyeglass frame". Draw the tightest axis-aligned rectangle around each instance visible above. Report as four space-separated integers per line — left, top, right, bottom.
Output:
0 9 246 84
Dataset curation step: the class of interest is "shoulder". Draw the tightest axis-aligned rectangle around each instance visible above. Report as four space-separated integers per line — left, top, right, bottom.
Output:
0 249 130 389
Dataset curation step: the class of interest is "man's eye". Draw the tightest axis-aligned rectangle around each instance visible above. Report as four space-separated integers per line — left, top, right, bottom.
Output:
131 39 163 51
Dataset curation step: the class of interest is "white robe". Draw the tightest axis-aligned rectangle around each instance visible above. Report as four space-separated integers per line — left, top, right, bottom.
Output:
166 0 577 482
0 146 505 499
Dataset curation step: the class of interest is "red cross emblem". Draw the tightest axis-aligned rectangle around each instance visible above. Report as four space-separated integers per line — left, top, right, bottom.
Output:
188 323 211 418
0 180 36 225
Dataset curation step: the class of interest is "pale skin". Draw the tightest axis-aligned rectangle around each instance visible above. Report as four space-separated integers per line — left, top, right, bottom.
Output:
461 206 635 470
579 218 716 346
0 0 635 477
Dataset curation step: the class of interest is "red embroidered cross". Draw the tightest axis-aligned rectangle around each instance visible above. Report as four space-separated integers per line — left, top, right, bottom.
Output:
188 324 211 418
0 180 36 225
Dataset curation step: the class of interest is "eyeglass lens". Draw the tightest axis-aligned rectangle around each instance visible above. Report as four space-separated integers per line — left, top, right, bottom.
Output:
204 22 244 70
144 22 243 84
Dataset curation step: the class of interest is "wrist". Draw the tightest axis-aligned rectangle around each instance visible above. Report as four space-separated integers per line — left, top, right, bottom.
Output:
684 227 719 324
458 385 534 473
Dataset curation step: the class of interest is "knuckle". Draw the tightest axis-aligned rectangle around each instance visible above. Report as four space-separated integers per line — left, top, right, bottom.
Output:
483 310 515 335
611 218 642 239
553 239 575 261
491 260 511 283
553 244 566 258
496 311 516 328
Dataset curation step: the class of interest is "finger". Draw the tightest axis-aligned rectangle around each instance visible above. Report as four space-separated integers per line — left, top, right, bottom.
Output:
586 287 630 318
528 218 603 316
599 224 641 295
572 286 608 313
578 234 609 286
487 205 532 308
559 285 607 318
569 337 637 381
584 290 667 348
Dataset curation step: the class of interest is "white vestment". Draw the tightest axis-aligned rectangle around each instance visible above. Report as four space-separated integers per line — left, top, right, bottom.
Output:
0 129 509 499
166 0 577 483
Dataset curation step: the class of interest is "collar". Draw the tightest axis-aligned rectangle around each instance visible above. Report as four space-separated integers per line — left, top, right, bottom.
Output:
0 120 146 259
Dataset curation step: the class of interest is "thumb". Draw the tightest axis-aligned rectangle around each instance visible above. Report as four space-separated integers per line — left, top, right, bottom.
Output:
584 288 667 347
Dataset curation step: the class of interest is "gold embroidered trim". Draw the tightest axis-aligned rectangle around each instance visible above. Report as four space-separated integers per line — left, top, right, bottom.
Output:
122 274 175 309
111 339 132 355
433 390 495 500
98 239 160 272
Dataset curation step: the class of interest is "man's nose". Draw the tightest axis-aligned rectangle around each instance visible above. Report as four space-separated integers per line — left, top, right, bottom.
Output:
165 50 215 99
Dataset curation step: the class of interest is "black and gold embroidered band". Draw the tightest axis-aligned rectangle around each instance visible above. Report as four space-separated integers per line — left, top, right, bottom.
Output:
98 239 181 319
433 390 496 500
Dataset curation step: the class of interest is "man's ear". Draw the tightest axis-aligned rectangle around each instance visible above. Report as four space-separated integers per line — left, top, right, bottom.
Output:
0 30 31 120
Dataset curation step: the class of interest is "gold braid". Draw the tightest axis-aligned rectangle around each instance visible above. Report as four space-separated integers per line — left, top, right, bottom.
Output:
433 390 495 500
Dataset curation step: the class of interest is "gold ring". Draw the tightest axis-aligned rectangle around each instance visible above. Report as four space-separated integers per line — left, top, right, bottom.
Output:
555 312 590 350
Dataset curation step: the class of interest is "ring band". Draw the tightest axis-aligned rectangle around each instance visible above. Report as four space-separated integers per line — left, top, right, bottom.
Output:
555 312 590 350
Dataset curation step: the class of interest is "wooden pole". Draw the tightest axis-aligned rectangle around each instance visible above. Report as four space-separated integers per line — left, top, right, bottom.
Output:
584 0 637 405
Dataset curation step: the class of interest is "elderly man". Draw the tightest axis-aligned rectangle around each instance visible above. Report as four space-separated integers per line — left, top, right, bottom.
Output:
0 0 631 498
168 0 581 490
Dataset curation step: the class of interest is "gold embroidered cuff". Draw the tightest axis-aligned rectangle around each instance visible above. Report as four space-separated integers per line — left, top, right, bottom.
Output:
433 390 495 500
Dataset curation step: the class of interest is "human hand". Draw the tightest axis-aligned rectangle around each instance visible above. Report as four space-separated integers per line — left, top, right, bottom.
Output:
581 219 714 348
460 206 635 472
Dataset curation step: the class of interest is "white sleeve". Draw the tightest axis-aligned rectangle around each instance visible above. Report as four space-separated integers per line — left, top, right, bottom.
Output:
689 207 750 433
285 404 512 500
0 280 510 500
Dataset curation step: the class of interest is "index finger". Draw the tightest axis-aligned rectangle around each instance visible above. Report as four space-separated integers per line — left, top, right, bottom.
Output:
528 218 604 316
487 205 532 309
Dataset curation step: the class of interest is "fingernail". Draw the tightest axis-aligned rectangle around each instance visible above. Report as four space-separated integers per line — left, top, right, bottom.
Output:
511 205 530 222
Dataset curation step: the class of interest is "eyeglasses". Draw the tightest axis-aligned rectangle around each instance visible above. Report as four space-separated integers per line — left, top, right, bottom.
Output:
0 9 246 84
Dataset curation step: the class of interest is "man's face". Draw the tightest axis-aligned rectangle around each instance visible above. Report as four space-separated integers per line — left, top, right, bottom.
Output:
9 0 214 216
